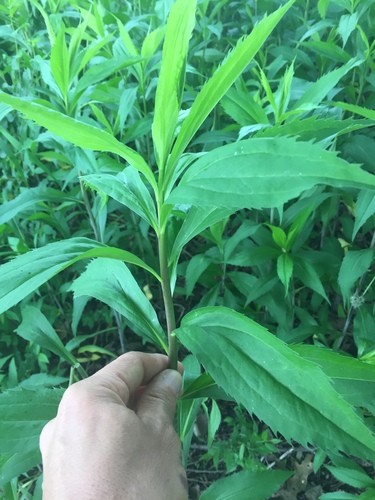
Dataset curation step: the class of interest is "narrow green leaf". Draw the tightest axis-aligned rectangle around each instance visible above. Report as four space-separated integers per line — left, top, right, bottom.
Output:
199 469 291 500
170 207 233 265
82 167 158 231
318 0 330 18
338 249 374 303
0 237 160 314
332 102 375 121
181 373 230 400
70 258 167 351
0 186 79 225
292 345 375 413
50 26 70 99
167 137 375 210
277 253 293 293
0 91 156 191
166 0 295 179
338 13 359 47
16 306 77 366
0 449 41 488
326 465 375 489
353 190 375 239
152 0 197 170
294 258 330 302
175 307 375 461
254 117 374 142
292 58 362 113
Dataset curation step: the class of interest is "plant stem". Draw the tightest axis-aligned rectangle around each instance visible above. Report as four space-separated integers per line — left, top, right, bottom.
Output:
158 230 178 369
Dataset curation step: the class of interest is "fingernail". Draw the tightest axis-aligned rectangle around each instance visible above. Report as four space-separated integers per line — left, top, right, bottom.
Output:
163 369 182 397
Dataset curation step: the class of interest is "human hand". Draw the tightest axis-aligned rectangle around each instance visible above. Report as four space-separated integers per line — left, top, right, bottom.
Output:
40 352 188 500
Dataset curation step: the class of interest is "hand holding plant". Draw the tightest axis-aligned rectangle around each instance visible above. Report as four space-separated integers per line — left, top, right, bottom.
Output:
40 352 187 500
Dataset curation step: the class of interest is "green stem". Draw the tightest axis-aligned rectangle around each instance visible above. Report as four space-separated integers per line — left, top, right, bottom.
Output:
158 230 178 369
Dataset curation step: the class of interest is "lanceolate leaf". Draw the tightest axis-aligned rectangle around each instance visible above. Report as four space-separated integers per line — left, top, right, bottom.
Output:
0 238 160 314
0 388 64 454
338 249 374 304
199 469 292 500
16 306 78 367
0 185 79 225
175 307 375 461
152 0 197 171
167 137 375 209
352 190 375 239
70 258 167 351
166 0 295 180
0 91 156 191
82 167 158 230
292 58 362 113
292 345 375 413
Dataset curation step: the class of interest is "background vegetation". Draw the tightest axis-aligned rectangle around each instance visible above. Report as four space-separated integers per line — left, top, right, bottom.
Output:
0 0 374 498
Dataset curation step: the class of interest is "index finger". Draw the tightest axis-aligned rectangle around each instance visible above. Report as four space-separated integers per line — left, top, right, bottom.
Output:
87 351 170 405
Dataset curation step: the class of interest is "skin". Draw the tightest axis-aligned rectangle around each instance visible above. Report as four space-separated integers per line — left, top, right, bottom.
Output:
40 352 188 500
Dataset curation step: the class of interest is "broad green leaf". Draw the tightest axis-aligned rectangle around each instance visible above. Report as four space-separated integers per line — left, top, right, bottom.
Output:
16 306 77 366
0 91 156 191
0 388 64 454
175 307 375 461
292 345 375 413
199 469 291 500
0 185 79 225
166 0 295 180
0 237 160 314
292 58 362 112
70 258 167 351
152 0 197 170
167 137 375 210
338 249 374 303
353 190 375 239
82 167 158 230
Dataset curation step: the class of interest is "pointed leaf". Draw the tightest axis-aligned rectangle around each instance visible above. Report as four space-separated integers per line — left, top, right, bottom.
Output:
175 306 375 461
16 306 77 366
199 469 292 500
167 137 375 209
0 185 79 225
70 258 167 351
166 0 295 178
293 344 375 413
170 206 234 265
152 0 197 170
82 167 158 230
352 190 375 239
292 58 362 112
338 249 374 303
0 91 156 190
0 237 160 314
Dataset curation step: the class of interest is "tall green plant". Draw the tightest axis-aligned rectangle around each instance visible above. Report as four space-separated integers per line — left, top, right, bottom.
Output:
1 0 375 495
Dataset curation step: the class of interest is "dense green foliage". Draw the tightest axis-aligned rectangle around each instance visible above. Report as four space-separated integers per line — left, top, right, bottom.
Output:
0 0 374 497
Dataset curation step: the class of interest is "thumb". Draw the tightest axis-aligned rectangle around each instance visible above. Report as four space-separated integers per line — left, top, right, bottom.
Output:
136 369 182 425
